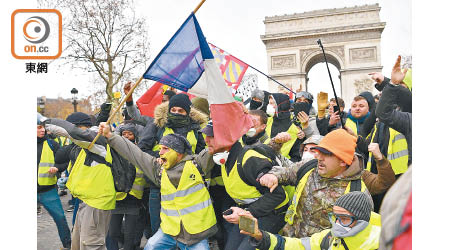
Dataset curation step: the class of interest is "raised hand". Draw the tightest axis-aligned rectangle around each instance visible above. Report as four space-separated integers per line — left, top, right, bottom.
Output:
391 55 408 84
368 72 384 84
368 143 383 160
98 122 113 138
274 132 291 144
297 111 309 128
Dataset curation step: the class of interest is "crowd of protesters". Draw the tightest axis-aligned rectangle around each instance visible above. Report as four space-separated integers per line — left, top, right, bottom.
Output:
37 55 411 250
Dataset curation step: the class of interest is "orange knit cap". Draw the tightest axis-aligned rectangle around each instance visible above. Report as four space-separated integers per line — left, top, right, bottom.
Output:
312 129 357 165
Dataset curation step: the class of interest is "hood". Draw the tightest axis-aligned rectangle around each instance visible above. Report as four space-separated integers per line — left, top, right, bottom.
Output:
153 101 208 128
271 93 291 113
340 154 365 180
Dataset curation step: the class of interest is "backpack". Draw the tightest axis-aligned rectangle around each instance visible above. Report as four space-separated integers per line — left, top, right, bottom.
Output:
84 147 136 193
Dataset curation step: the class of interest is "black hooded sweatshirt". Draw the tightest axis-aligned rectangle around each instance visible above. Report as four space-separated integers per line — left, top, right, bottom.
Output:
269 93 302 162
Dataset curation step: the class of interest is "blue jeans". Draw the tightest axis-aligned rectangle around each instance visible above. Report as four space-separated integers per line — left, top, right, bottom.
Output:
144 228 209 250
148 188 161 236
37 187 71 248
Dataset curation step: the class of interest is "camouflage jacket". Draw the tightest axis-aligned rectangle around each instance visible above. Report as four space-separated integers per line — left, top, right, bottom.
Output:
269 154 370 238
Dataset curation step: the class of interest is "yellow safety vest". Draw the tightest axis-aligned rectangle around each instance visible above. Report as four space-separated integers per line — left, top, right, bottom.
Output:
67 145 116 210
285 168 367 225
265 117 299 159
345 118 358 136
38 140 57 186
55 136 70 146
152 127 198 153
267 212 381 250
160 161 216 236
366 125 409 175
116 167 147 200
221 149 289 209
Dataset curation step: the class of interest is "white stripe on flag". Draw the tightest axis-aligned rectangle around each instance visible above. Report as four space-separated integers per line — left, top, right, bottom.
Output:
189 59 235 104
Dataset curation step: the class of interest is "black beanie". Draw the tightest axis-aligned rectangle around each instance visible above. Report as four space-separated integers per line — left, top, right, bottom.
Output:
169 94 192 114
119 123 137 137
164 90 176 99
335 191 373 222
159 133 192 155
66 112 93 127
358 91 375 110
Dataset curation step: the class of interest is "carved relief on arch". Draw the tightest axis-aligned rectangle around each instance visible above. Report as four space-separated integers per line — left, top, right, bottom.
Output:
353 78 373 95
271 54 296 70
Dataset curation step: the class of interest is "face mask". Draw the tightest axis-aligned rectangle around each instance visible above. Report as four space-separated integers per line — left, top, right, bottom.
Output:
266 105 275 117
213 151 229 165
331 219 369 238
246 127 257 137
330 220 352 238
160 148 179 169
249 100 263 110
167 112 190 128
301 151 316 162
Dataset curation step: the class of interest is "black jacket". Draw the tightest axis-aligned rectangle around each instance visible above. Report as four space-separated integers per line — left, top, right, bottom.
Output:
224 142 288 218
376 83 412 164
375 77 412 113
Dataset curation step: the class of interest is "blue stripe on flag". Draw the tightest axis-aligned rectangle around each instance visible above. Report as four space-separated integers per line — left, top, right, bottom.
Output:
143 13 213 92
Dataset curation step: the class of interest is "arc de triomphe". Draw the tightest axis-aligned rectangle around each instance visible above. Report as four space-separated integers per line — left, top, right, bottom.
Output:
261 4 385 107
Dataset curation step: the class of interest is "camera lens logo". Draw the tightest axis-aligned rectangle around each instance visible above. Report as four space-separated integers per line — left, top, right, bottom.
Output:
23 16 50 44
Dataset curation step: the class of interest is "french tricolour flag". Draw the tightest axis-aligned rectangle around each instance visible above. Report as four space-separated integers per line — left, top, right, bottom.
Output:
143 13 253 149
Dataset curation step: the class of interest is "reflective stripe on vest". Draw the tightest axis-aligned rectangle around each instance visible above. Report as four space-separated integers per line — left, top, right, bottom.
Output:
366 125 409 175
221 149 289 209
285 168 366 225
152 127 198 153
66 145 116 210
160 160 216 236
161 199 213 216
265 117 299 159
38 140 57 186
116 168 147 201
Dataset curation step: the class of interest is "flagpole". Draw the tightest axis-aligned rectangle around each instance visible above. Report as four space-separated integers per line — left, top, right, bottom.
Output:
210 44 295 94
193 0 206 14
87 0 208 149
87 76 143 149
317 39 344 125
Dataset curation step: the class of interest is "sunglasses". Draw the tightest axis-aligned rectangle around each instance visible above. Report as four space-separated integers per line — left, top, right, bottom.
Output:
328 212 357 227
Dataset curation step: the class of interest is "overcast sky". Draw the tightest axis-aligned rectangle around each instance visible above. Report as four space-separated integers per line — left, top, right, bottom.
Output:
36 0 411 100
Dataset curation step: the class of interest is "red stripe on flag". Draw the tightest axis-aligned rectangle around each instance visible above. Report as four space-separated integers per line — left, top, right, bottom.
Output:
209 102 253 149
136 82 164 118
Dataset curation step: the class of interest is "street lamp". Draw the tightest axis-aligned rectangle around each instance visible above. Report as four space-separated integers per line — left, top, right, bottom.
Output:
71 88 78 112
39 97 45 115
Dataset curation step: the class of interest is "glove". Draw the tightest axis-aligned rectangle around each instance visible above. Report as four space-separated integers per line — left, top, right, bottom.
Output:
100 102 112 112
317 92 328 119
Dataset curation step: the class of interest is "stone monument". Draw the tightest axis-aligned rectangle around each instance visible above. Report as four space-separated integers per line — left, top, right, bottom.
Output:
261 4 385 106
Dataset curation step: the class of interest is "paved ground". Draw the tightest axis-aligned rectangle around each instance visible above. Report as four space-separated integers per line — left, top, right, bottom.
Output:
37 191 148 250
37 191 220 250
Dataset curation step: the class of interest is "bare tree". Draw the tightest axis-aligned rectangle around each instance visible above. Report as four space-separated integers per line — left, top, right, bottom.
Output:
39 0 151 102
